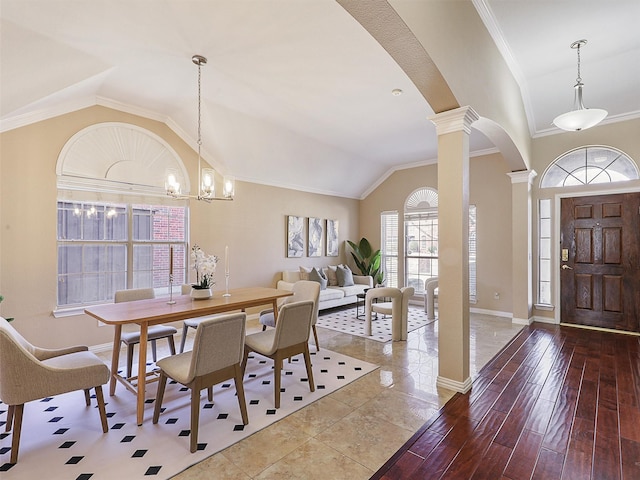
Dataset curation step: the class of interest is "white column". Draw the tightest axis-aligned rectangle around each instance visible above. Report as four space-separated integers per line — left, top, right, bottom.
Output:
507 170 537 325
429 106 478 394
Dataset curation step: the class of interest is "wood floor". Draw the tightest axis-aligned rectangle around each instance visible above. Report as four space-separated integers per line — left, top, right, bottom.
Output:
372 322 640 480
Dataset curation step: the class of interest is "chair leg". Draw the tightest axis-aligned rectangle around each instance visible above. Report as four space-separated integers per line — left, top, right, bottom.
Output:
9 404 23 464
94 386 109 433
168 335 176 356
126 343 134 378
274 354 282 409
153 372 168 424
241 347 250 375
262 324 267 331
233 364 249 425
5 405 14 432
180 324 189 353
84 388 91 406
207 386 214 402
190 388 200 453
312 325 320 352
151 339 158 362
303 344 315 392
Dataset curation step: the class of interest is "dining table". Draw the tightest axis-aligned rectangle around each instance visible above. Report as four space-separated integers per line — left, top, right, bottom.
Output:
85 286 293 425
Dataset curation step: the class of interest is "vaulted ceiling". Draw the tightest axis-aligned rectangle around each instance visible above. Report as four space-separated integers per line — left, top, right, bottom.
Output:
2 1 639 198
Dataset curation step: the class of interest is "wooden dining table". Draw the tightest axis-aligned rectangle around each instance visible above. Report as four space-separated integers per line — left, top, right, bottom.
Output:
85 286 293 425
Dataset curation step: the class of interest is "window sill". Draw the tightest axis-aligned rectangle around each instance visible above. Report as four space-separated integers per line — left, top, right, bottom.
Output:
52 306 87 318
534 303 555 312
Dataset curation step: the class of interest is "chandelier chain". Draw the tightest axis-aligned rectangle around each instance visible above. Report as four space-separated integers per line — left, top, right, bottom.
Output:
576 42 582 84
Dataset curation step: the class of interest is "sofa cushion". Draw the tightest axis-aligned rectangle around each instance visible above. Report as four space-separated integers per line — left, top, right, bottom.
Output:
309 267 328 290
319 288 345 302
323 265 339 286
337 284 367 297
299 266 312 281
336 265 355 287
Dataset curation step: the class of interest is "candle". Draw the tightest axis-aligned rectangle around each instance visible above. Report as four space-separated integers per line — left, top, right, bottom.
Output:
225 245 229 275
169 246 173 276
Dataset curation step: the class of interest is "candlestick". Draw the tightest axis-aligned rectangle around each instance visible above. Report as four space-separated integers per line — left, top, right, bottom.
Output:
224 245 229 275
169 246 174 276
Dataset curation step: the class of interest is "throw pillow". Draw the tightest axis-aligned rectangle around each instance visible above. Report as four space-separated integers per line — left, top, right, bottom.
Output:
299 266 312 281
309 267 328 290
336 265 355 287
324 265 338 286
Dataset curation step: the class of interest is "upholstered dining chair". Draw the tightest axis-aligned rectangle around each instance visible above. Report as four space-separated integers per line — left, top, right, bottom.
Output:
0 317 110 464
243 301 315 408
114 288 177 377
178 284 221 353
153 313 248 453
258 280 321 351
365 287 415 341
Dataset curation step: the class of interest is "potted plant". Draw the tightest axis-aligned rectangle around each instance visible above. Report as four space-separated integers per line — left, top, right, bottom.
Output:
190 245 218 299
0 294 14 322
347 237 385 286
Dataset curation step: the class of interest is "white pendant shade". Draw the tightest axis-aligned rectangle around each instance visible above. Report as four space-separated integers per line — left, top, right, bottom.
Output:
553 107 608 132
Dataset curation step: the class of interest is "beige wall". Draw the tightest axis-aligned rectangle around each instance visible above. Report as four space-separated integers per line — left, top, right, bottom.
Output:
360 151 513 313
0 106 360 347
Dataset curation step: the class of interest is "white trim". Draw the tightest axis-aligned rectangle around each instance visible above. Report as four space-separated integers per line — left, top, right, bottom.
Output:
512 317 533 326
429 106 480 135
534 303 554 312
437 375 473 394
469 307 512 319
507 169 537 185
533 315 558 325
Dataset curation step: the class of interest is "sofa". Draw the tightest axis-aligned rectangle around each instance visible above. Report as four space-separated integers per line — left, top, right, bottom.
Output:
277 267 373 311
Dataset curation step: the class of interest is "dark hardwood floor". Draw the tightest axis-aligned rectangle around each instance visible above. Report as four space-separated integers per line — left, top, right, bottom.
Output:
372 322 640 480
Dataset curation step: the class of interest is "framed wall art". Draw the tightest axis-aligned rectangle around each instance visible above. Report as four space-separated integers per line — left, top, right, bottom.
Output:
287 215 305 257
308 217 324 257
326 219 339 256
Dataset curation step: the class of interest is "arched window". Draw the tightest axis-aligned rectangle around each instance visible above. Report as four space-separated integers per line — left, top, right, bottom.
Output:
540 146 638 188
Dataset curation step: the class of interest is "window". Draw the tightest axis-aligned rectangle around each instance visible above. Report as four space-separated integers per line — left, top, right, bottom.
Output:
537 199 552 305
380 211 399 287
540 146 638 188
57 202 187 307
400 187 476 300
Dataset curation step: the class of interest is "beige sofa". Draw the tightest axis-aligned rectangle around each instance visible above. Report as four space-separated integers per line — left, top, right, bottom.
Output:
277 269 373 311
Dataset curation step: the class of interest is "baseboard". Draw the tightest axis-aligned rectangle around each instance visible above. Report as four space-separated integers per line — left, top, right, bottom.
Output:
512 316 533 326
533 315 558 325
436 375 473 394
470 307 512 319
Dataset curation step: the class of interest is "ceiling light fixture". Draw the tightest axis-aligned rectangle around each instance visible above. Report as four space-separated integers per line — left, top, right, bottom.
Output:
166 55 234 201
552 39 607 132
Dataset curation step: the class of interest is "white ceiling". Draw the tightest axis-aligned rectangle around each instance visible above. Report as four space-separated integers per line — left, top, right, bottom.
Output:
1 0 639 199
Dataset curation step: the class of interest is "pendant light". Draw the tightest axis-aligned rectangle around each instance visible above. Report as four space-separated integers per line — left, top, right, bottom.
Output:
553 40 607 132
166 55 234 201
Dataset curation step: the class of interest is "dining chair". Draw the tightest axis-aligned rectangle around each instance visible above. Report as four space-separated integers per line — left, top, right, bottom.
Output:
365 287 415 341
243 300 315 408
114 288 177 377
0 316 110 464
258 280 321 351
153 312 249 453
178 284 222 353
424 277 439 320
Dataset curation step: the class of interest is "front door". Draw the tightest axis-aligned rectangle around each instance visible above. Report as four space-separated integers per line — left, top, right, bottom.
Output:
560 193 640 332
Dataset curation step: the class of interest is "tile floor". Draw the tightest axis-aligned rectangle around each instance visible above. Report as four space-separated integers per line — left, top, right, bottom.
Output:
99 311 523 479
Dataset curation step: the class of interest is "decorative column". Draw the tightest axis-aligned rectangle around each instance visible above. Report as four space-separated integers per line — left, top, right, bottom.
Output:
429 106 478 394
507 170 537 325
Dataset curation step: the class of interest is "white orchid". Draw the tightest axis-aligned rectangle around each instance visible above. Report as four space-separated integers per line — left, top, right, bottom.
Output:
191 244 218 289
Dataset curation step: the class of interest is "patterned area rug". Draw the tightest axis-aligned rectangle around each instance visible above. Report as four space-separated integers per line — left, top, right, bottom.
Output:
317 305 436 342
0 349 377 479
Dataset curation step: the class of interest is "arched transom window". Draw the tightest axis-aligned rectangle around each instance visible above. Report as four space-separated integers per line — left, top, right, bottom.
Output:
540 146 638 188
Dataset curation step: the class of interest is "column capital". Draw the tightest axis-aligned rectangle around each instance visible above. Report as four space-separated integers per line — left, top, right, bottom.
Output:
429 106 479 135
507 169 537 185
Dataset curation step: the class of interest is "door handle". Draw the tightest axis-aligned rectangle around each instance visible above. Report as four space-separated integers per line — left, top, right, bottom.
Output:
561 264 573 270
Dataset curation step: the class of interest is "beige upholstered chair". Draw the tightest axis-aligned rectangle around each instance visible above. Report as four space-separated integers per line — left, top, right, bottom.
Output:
259 280 321 351
178 284 221 353
243 301 315 408
365 287 415 341
424 277 439 320
153 313 248 453
114 288 177 377
0 317 110 464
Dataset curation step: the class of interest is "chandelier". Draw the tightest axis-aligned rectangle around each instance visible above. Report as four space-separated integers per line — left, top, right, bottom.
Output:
165 55 234 201
552 40 607 132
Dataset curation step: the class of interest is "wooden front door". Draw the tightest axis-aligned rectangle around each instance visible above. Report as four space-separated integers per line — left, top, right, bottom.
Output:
560 193 640 332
